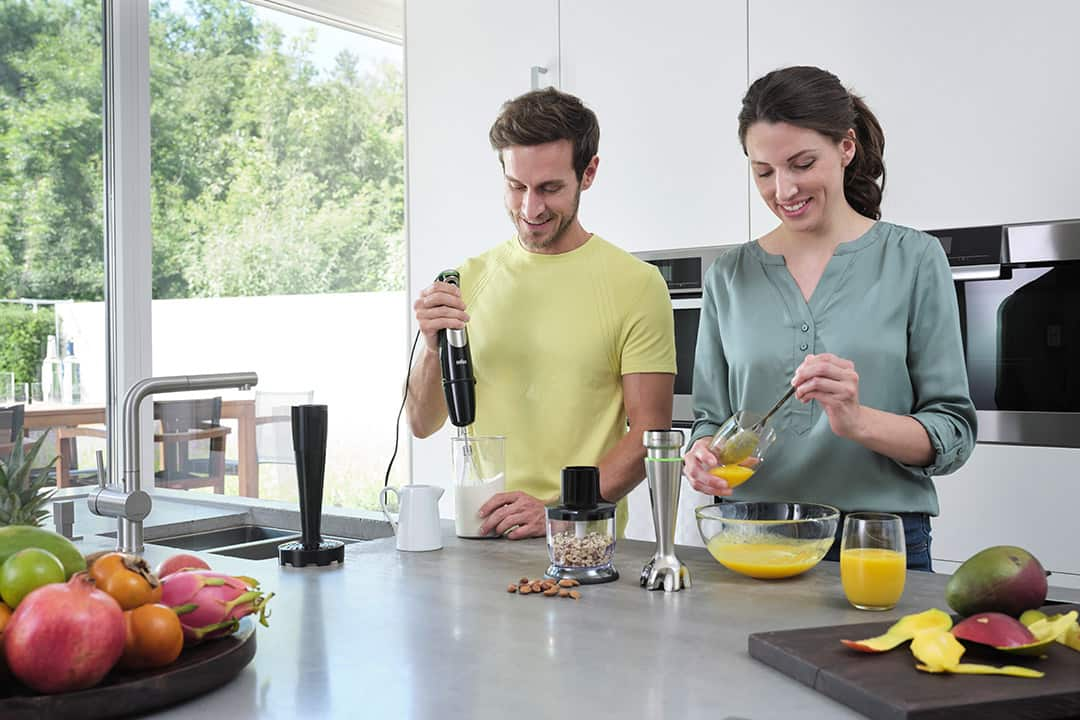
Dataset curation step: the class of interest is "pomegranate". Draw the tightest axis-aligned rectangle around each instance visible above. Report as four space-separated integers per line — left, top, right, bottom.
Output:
4 573 125 693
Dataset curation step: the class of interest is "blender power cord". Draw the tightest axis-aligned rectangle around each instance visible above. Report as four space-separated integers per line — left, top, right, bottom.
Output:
385 329 422 488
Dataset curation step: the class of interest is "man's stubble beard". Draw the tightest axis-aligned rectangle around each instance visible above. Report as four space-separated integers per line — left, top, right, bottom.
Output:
514 185 583 252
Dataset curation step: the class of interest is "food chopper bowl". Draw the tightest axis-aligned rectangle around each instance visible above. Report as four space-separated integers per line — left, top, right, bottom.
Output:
544 515 618 585
695 501 839 579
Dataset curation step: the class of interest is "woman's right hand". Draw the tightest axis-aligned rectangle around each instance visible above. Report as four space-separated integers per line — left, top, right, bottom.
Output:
413 280 470 353
683 437 733 497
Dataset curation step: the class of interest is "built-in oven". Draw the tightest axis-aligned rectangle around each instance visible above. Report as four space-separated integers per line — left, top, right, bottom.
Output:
926 218 1080 448
633 246 729 428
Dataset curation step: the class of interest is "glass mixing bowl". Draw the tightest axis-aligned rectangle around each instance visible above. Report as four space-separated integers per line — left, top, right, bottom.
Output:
695 501 840 579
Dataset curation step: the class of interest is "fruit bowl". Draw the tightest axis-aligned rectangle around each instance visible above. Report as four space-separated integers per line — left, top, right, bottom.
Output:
695 501 840 579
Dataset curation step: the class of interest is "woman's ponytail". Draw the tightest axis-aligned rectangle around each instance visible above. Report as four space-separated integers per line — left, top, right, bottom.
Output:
844 94 885 220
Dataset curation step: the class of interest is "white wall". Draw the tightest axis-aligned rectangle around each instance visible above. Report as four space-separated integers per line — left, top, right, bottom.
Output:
405 1 1080 574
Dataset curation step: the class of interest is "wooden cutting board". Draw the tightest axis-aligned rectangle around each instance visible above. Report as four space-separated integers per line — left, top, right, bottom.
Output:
0 619 256 720
749 604 1080 720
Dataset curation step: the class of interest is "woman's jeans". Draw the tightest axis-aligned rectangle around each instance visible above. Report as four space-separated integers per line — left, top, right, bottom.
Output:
822 512 934 573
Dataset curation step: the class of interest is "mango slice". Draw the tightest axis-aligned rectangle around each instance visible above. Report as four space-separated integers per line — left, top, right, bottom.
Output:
1000 611 1080 656
1058 621 1080 652
1020 610 1080 652
841 608 953 653
915 663 1045 678
910 628 965 670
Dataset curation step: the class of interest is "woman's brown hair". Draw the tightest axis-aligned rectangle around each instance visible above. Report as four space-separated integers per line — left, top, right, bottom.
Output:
738 66 886 220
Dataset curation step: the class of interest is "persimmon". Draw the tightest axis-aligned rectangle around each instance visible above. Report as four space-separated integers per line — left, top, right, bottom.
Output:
89 552 163 610
120 603 184 670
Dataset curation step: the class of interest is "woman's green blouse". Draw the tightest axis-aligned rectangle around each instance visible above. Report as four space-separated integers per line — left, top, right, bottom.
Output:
689 221 977 515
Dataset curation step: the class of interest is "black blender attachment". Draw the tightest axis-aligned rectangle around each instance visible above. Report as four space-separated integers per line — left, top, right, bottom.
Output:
279 404 345 567
435 270 476 429
544 466 619 584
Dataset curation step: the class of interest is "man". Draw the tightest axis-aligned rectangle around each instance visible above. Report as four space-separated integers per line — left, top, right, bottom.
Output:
407 88 674 539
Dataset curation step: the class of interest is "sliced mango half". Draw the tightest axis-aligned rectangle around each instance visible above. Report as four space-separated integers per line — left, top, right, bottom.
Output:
841 608 953 653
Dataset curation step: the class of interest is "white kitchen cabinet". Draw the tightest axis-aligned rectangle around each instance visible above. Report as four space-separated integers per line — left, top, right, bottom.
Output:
559 1 750 253
405 0 559 514
405 0 559 283
747 0 1080 238
934 443 1080 589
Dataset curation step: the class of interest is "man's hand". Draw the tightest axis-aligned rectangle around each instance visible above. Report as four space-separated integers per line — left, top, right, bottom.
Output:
413 280 469 353
792 353 864 440
683 436 733 497
477 491 546 540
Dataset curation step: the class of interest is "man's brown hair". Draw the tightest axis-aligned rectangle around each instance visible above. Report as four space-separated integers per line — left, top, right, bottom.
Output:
489 88 600 181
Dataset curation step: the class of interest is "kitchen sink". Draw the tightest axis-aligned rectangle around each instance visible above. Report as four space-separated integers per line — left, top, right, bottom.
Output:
148 525 299 551
210 535 360 560
101 522 366 561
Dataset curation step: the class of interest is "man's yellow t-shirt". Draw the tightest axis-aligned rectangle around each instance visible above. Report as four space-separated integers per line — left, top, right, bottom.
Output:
459 234 676 536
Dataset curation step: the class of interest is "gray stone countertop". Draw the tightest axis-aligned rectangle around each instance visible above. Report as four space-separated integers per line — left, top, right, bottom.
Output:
120 526 1080 720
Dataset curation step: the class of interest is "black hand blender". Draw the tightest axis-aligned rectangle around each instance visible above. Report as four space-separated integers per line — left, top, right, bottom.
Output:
436 270 481 481
436 270 476 429
279 404 346 567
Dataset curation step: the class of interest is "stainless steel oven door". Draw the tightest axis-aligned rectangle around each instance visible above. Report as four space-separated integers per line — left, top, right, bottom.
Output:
671 297 702 427
955 261 1080 448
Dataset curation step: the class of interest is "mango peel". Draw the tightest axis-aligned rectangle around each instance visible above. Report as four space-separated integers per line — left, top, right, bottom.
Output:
915 662 1045 678
911 629 1044 678
840 608 1047 679
910 627 965 670
841 608 952 653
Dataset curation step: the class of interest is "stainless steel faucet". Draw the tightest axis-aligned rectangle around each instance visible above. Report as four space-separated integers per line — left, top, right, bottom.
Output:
88 372 258 554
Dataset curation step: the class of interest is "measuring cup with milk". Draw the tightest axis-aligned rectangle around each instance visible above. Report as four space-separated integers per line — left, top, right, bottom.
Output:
452 434 505 538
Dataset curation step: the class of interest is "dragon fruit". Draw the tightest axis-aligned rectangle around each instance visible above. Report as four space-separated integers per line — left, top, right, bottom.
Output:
160 570 273 644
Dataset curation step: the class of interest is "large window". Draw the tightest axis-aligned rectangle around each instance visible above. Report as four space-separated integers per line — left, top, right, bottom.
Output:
0 0 106 490
148 1 407 509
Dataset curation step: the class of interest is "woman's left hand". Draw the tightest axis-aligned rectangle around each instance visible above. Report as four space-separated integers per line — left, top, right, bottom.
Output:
792 353 864 440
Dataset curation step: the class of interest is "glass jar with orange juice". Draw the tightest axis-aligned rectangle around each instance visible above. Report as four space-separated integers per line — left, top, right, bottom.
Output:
840 512 906 611
706 411 777 489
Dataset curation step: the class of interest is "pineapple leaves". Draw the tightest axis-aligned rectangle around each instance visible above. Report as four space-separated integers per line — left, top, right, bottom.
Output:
1 412 58 527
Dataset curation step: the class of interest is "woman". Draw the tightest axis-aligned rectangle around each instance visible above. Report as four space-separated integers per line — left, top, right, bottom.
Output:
683 66 976 571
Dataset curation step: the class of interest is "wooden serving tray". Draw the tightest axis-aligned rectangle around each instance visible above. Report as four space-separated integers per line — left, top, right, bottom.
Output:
0 619 256 720
749 604 1080 720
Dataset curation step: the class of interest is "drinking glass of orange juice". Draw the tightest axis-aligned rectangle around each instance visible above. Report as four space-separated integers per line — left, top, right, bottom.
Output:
706 411 777 490
840 512 906 611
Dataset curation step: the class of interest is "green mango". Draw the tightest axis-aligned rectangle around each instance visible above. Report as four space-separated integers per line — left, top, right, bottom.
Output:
945 546 1048 618
0 525 86 579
